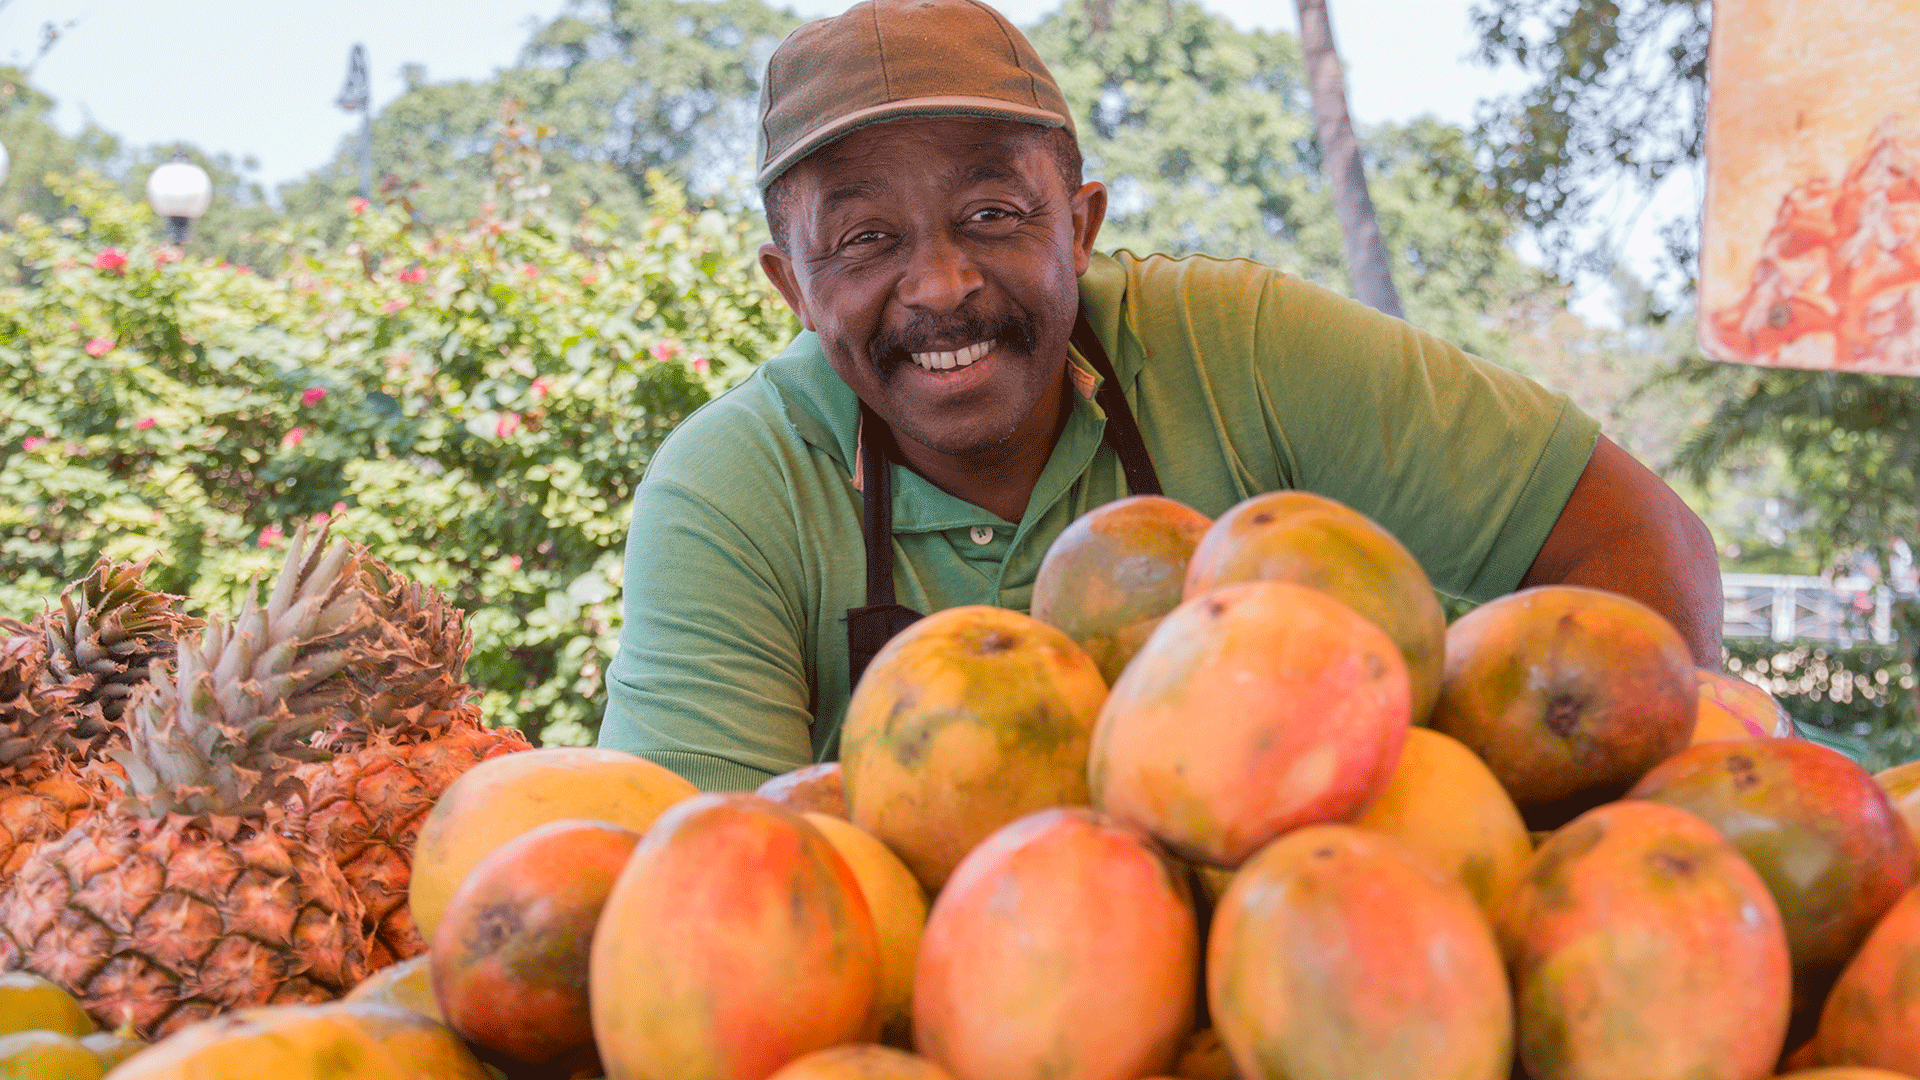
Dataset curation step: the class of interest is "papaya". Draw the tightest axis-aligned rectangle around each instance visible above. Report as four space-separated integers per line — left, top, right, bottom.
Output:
766 1044 953 1079
803 813 929 1049
1498 800 1792 1080
1630 739 1920 1029
1872 759 1920 848
840 605 1107 894
589 794 881 1080
1695 668 1797 743
1208 824 1511 1080
1351 726 1533 918
431 819 641 1071
1428 584 1696 829
913 807 1197 1080
409 747 696 941
757 763 847 819
1182 490 1446 725
1814 884 1920 1075
1090 580 1409 867
1032 494 1213 685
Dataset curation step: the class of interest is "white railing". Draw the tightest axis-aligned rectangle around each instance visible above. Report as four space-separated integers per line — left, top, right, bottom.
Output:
1723 573 1903 646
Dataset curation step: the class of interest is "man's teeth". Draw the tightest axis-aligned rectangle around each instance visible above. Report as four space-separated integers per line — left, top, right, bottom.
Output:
910 340 992 371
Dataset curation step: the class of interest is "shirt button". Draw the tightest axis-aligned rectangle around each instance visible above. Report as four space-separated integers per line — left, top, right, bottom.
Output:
969 525 995 546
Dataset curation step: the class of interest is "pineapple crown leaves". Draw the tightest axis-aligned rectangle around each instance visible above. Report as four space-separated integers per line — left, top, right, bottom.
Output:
110 521 376 818
35 557 202 743
311 553 479 750
0 632 86 777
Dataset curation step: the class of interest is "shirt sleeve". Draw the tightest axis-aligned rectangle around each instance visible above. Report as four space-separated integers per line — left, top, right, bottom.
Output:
1251 274 1600 601
1122 253 1599 602
600 457 818 792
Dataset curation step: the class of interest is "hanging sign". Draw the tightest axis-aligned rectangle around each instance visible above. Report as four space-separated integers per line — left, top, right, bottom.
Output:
1699 0 1920 374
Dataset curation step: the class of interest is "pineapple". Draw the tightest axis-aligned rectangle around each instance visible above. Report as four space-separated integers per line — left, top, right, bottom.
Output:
33 558 199 754
0 632 96 876
302 556 529 967
0 525 373 1039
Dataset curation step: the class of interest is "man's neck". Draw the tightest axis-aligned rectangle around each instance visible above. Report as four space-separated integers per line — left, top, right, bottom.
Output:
887 373 1072 524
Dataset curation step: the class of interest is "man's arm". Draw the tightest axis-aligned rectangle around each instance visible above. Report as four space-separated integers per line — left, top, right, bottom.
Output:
1519 434 1724 667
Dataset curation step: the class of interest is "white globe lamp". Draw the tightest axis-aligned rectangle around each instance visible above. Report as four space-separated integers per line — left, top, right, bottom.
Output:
0 142 10 188
146 151 212 244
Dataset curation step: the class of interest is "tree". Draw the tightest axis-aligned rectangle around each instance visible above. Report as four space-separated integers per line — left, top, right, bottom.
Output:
1293 0 1404 317
1468 0 1709 291
279 0 801 239
1029 0 1548 363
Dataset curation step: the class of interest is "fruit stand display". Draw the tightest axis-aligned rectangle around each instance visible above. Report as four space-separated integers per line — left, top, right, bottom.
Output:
4 495 1920 1080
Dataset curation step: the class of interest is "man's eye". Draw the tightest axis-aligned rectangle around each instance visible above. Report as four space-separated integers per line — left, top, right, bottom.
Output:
844 230 887 247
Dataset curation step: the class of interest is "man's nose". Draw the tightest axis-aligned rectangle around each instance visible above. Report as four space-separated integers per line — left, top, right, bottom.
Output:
896 231 983 313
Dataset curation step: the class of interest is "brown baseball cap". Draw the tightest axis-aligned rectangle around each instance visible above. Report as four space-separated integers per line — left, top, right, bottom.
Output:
755 0 1077 192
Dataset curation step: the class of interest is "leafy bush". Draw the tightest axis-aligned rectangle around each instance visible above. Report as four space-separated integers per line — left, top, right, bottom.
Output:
0 149 796 745
1724 637 1919 772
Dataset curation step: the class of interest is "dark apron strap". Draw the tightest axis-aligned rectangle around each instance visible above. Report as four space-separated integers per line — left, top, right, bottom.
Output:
846 404 927 683
1072 306 1162 496
845 303 1161 686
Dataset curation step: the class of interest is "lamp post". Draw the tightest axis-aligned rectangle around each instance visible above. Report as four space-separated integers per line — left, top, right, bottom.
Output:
337 44 373 201
146 151 212 245
0 141 10 188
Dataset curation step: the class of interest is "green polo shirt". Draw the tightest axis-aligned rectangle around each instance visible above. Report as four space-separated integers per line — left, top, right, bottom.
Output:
600 250 1599 791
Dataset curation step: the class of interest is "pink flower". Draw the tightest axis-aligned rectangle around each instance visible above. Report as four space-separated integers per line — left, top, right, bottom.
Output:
383 298 408 314
650 339 684 362
85 337 114 358
93 248 127 273
580 271 598 286
22 436 47 452
282 427 306 450
691 355 710 374
234 265 253 276
397 266 427 284
135 417 156 431
311 511 331 526
530 378 550 400
496 412 521 438
348 196 369 215
332 501 348 515
521 264 540 280
154 248 182 266
301 387 327 407
257 524 285 548
506 555 523 571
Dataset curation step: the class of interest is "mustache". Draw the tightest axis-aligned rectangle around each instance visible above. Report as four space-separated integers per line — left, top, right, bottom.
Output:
870 309 1038 382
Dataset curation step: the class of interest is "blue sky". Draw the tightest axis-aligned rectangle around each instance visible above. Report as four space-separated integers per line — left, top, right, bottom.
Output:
0 0 1526 188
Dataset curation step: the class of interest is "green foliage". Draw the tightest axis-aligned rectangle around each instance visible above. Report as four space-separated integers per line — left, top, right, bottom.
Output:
278 0 803 238
1724 638 1919 771
1671 358 1920 576
1468 0 1709 287
1031 0 1550 365
0 154 797 746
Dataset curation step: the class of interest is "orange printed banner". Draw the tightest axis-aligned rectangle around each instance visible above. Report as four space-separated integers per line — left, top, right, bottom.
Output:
1699 0 1920 374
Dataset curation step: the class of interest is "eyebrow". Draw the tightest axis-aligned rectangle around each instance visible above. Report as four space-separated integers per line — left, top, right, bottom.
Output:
822 178 888 210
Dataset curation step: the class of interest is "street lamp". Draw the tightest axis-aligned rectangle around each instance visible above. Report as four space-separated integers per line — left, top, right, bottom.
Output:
146 151 212 244
0 141 9 188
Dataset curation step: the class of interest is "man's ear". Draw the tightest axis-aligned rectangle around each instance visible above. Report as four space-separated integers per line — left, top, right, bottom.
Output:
1070 180 1108 277
759 242 815 332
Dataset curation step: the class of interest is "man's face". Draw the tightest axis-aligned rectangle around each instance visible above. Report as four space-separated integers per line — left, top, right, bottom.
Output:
760 117 1106 466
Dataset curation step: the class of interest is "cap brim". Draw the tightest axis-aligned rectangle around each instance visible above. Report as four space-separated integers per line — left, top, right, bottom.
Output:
756 95 1070 191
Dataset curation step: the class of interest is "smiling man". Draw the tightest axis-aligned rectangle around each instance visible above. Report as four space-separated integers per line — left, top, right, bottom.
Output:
597 0 1722 790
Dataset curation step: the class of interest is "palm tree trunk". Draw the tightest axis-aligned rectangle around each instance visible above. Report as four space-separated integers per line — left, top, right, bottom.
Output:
1293 0 1406 319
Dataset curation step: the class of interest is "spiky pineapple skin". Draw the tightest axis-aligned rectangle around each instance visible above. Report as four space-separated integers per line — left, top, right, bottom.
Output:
0 810 368 1039
0 633 104 876
304 717 529 967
